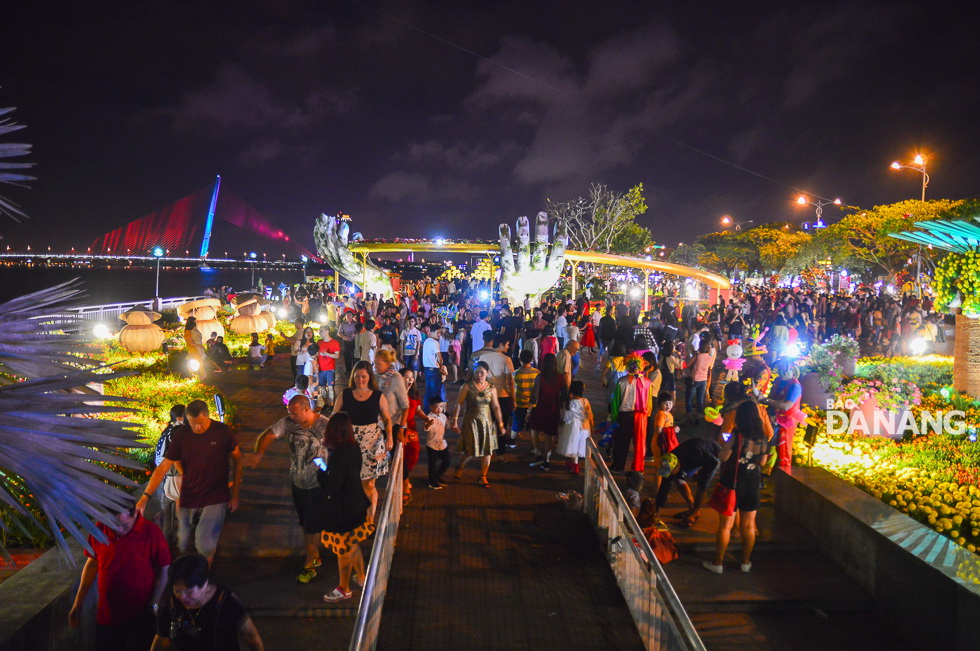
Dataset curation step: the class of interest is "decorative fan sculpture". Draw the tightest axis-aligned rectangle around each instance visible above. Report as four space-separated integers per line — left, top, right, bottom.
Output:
118 308 165 353
229 297 276 334
177 298 224 340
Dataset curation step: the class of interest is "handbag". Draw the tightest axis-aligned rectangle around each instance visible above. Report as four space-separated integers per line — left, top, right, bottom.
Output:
642 526 679 564
708 433 740 516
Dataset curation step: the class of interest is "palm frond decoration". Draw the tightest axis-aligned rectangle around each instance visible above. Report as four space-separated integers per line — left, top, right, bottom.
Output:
0 369 145 556
0 280 101 384
0 105 35 222
0 282 147 559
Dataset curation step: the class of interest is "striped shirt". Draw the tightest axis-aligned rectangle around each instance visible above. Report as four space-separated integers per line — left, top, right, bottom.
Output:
514 367 540 408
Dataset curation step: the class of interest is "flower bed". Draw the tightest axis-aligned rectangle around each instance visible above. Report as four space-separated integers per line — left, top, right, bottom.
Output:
798 355 980 570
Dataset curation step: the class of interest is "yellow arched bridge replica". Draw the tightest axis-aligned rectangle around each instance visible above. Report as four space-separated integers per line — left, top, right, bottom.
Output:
345 241 731 307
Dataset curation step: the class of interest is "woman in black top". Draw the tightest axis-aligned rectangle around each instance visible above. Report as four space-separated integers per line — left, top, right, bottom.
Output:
704 401 770 575
153 553 263 650
331 361 393 524
320 412 374 603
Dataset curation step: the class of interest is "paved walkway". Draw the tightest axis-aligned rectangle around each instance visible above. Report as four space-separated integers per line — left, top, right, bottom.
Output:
202 345 920 650
376 357 643 649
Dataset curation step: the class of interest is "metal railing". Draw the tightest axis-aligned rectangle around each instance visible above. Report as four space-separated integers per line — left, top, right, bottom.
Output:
582 438 706 651
37 296 205 332
66 296 205 322
348 442 405 651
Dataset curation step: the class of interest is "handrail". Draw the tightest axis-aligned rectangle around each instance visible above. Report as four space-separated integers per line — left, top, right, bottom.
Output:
583 437 706 651
348 442 404 651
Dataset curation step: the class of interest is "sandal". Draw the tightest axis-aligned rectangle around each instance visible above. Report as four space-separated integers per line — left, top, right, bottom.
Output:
479 476 491 488
323 587 353 603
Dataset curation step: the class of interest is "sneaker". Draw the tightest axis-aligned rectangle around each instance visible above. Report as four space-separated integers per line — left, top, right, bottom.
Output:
540 461 550 471
702 561 724 574
529 456 544 468
428 483 444 490
506 442 517 449
323 587 353 603
297 567 317 584
311 557 322 569
740 563 752 573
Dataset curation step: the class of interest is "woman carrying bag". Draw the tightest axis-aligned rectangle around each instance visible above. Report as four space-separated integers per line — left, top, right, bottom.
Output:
703 401 770 575
319 412 375 603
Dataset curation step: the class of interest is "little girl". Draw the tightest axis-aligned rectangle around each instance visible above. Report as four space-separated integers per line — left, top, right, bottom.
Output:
398 367 426 503
556 380 595 475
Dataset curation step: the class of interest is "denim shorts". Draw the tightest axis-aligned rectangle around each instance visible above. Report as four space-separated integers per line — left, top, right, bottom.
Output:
177 502 227 558
317 369 335 386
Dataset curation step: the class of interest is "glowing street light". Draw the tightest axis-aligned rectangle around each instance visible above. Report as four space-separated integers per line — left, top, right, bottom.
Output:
796 195 841 229
152 246 165 297
890 153 930 201
721 215 753 231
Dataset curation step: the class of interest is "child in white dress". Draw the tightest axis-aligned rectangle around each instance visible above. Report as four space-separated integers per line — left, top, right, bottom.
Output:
556 380 595 475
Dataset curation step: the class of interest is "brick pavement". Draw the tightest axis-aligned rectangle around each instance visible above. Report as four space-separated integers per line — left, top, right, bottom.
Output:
201 344 917 650
377 350 644 650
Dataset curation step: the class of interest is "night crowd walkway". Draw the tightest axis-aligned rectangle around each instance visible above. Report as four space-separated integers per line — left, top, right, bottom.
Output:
204 348 917 650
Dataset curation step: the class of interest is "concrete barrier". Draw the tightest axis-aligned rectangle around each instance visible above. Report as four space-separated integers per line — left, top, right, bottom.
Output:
0 541 93 651
776 466 980 651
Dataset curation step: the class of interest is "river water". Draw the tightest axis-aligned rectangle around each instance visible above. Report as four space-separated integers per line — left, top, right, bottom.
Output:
0 264 308 305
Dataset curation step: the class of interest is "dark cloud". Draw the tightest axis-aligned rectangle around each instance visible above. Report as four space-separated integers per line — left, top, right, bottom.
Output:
1 0 977 251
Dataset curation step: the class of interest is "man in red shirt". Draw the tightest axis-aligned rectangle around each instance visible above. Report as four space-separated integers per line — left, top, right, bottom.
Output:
137 400 242 564
317 326 341 410
69 500 171 651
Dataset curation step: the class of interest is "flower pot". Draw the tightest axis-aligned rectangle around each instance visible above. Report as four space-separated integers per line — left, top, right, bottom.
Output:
850 395 906 440
800 371 834 409
836 353 856 377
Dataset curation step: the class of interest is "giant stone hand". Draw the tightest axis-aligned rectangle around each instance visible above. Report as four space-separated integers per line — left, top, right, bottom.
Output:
314 214 394 299
498 212 566 307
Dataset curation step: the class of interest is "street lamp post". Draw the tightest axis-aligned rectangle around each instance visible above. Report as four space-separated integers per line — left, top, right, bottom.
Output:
721 215 754 231
152 246 165 298
796 195 842 229
249 252 257 287
890 154 929 201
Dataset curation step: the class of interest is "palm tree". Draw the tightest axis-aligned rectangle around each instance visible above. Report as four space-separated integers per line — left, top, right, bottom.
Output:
0 105 35 221
0 283 146 557
1 104 144 559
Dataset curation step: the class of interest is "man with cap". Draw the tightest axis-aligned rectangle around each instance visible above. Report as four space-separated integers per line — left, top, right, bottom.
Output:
655 437 722 527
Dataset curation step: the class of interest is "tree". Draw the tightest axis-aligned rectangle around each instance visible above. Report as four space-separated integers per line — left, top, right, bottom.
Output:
693 231 756 276
742 226 811 274
548 183 648 253
548 183 649 290
610 221 655 257
825 199 979 281
669 242 706 267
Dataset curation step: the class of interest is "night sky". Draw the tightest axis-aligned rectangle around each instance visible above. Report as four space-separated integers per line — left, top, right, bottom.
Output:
1 0 977 253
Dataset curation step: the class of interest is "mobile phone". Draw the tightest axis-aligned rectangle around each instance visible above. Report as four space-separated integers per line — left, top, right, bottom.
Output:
313 457 327 471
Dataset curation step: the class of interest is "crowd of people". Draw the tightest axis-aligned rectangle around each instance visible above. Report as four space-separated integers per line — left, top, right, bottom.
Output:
72 274 948 648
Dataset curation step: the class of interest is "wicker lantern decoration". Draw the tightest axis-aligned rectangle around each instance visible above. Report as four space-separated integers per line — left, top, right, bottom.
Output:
229 297 275 334
118 308 165 353
177 298 225 341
